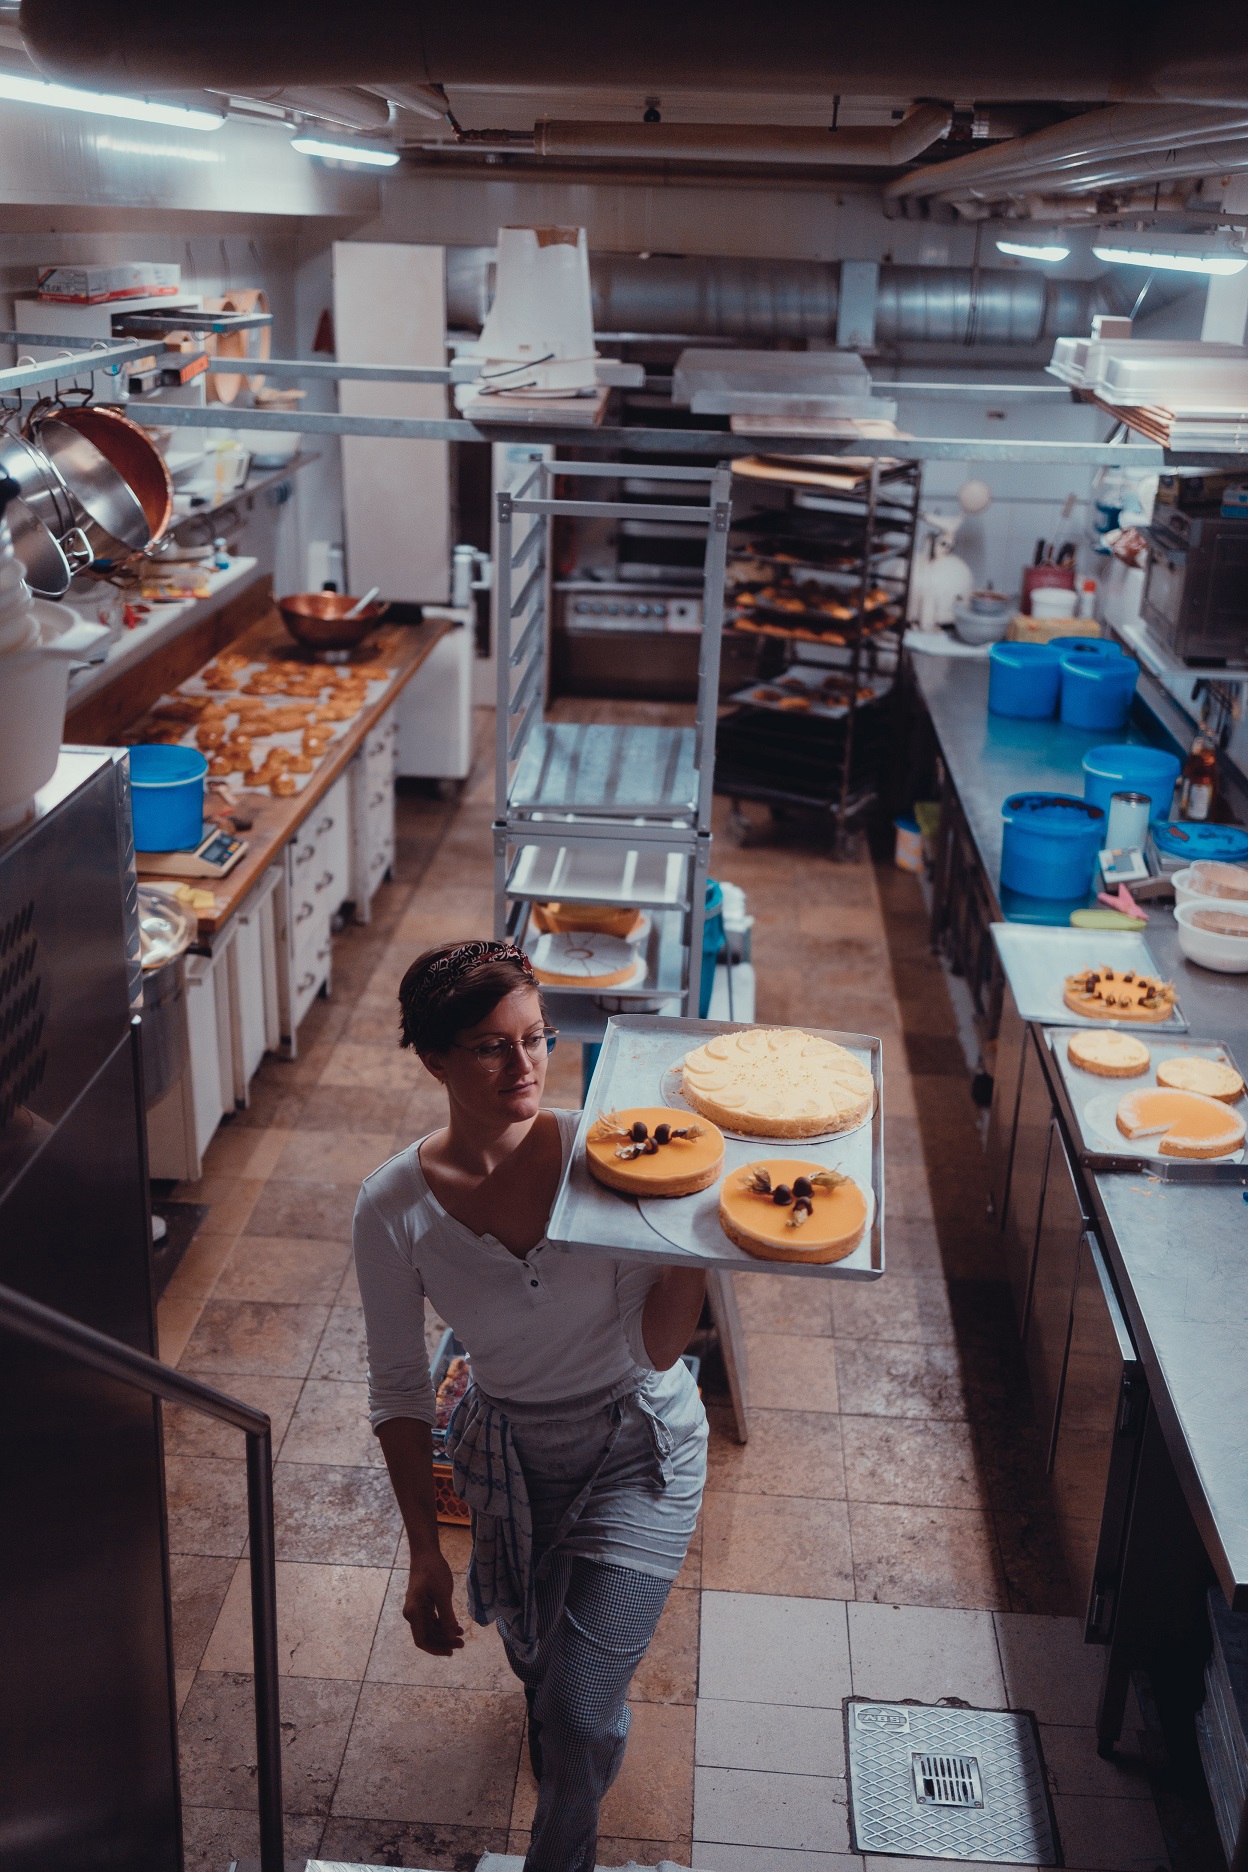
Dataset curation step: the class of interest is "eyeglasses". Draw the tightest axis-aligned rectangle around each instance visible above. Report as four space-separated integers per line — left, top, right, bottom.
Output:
452 1027 559 1072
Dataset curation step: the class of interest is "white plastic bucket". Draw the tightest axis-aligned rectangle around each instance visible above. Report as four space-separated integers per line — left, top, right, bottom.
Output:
0 601 109 825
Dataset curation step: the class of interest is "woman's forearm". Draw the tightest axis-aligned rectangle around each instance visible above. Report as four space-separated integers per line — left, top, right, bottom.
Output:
375 1417 443 1556
642 1268 707 1369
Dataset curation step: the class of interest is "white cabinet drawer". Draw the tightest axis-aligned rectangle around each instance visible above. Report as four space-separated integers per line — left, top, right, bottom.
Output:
292 937 332 1027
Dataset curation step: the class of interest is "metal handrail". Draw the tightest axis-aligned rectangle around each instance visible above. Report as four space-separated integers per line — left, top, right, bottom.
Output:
0 1279 285 1872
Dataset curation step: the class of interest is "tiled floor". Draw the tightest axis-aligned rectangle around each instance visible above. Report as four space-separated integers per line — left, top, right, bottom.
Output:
159 708 1171 1872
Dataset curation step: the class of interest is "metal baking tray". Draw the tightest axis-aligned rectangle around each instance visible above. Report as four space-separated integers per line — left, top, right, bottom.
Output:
1044 1025 1248 1181
991 924 1188 1031
546 1014 884 1280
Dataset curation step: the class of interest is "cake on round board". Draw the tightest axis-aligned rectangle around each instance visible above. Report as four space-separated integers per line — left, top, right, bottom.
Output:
1063 966 1176 1023
718 1159 870 1263
585 1108 725 1197
680 1027 874 1139
1115 1086 1246 1159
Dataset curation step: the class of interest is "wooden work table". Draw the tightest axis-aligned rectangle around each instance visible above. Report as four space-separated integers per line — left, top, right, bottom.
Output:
67 579 453 937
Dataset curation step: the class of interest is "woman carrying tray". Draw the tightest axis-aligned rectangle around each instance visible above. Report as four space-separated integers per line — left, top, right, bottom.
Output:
353 938 708 1872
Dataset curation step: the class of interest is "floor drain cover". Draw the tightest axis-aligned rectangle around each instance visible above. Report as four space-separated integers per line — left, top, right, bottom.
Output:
846 1700 1059 1864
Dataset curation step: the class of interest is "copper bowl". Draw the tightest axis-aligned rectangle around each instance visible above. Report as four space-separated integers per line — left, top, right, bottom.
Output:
56 404 174 542
277 592 390 652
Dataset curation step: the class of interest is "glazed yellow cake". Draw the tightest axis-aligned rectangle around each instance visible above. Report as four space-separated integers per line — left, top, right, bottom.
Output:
1066 1030 1151 1078
1115 1087 1246 1158
719 1159 868 1263
1154 1056 1245 1103
681 1027 874 1138
585 1108 724 1197
530 931 638 989
1063 966 1176 1023
531 902 643 940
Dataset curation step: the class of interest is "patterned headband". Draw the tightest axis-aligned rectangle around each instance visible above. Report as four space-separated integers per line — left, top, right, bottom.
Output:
413 939 535 1010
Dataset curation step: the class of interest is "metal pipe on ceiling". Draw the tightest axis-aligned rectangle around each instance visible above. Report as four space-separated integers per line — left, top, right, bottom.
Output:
17 0 1248 104
445 247 1130 347
886 102 1248 203
534 105 952 167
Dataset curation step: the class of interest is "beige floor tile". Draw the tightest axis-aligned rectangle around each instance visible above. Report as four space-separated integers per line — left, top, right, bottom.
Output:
706 1407 845 1501
179 1298 330 1380
741 1333 839 1411
319 1042 420 1092
169 1553 238 1670
733 1272 833 1337
181 1804 325 1870
201 1123 294 1180
280 1377 385 1467
242 1177 358 1242
699 1591 850 1709
849 1501 1007 1610
366 1566 517 1692
510 1702 695 1843
831 1274 957 1345
994 1612 1109 1726
694 1847 862 1871
1039 1724 1155 1801
693 1764 849 1852
175 1668 196 1716
702 1491 854 1599
213 1235 351 1306
164 1456 249 1558
1050 1792 1168 1871
161 1231 241 1304
696 1699 846 1778
834 1340 968 1421
202 1556 388 1678
168 1174 266 1237
841 1415 984 1510
164 1372 303 1460
846 1600 1006 1706
630 1585 700 1705
309 1304 369 1381
179 1670 357 1815
158 1289 203 1367
273 1461 403 1566
271 1128 400 1185
331 1681 525 1827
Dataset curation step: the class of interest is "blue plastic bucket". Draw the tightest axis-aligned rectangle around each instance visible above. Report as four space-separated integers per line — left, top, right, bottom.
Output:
699 878 725 1018
1047 635 1123 659
988 641 1063 719
127 744 207 851
1000 792 1106 899
1059 649 1138 731
1082 743 1181 823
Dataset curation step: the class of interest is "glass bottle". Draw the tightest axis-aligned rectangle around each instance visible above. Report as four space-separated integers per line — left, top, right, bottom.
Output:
1179 732 1218 822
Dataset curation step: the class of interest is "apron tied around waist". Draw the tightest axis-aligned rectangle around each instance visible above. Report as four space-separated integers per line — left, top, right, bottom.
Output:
444 1374 667 1663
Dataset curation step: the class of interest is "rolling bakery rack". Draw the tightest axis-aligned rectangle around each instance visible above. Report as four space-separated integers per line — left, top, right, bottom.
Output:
493 457 733 1041
717 455 922 854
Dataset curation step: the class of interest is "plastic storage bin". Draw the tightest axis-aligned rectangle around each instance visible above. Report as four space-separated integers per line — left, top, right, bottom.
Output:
988 641 1064 719
1059 648 1138 730
700 878 725 1018
1000 792 1106 899
127 744 207 851
1082 744 1181 823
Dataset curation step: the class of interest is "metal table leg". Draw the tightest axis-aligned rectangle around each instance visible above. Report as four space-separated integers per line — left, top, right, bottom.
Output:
706 1268 749 1444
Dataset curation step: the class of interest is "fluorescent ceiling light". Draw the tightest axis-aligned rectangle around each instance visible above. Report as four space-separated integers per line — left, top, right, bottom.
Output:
290 136 399 167
996 239 1070 263
95 133 221 163
1093 244 1247 276
0 72 224 130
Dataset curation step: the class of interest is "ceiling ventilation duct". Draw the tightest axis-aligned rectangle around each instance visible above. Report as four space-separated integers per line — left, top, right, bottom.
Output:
212 84 391 131
17 0 1248 105
447 249 1133 349
534 105 951 166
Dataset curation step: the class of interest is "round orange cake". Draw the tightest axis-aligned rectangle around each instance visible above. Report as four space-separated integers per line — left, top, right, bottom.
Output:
719 1158 869 1263
1063 965 1176 1023
585 1107 725 1197
681 1028 874 1138
1115 1087 1246 1158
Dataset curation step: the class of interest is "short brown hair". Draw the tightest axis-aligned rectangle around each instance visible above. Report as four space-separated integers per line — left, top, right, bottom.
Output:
398 942 546 1054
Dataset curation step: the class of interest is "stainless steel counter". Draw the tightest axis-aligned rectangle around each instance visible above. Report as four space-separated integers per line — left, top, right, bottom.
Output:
913 648 1248 1608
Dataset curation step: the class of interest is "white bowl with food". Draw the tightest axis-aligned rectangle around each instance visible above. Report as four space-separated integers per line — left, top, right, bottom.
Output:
1172 861 1248 911
1174 899 1248 972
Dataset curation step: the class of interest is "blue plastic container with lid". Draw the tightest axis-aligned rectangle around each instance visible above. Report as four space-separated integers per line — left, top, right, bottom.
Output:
127 744 207 851
988 641 1063 719
1059 647 1138 730
1082 743 1181 823
1153 822 1248 863
1047 635 1123 659
1000 792 1106 899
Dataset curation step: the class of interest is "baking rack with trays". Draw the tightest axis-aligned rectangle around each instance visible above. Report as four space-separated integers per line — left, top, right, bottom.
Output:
547 1014 885 1281
1041 1026 1248 1183
989 924 1190 1032
134 657 395 796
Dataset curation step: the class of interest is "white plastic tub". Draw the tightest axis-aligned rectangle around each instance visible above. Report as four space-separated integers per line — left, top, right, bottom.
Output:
0 601 109 825
1175 899 1248 972
1172 863 1248 912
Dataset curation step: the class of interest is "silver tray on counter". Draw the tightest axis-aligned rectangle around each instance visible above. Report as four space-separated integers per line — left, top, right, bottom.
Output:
991 924 1188 1032
547 1014 885 1281
1044 1025 1248 1181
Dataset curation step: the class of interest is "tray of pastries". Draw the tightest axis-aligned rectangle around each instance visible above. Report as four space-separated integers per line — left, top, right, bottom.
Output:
991 924 1188 1031
128 649 396 798
1045 1025 1248 1177
547 1014 884 1280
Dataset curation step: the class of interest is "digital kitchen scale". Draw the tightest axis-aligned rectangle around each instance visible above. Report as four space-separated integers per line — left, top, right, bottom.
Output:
137 827 248 879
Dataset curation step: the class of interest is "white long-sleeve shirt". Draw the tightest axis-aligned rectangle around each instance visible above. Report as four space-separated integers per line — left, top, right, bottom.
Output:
353 1110 663 1428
